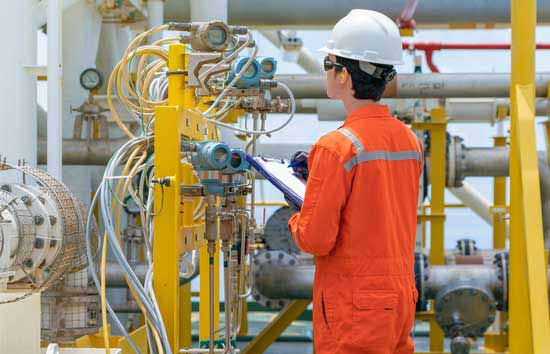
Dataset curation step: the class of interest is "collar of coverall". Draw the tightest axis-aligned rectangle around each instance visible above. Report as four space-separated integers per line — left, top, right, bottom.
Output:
339 104 392 128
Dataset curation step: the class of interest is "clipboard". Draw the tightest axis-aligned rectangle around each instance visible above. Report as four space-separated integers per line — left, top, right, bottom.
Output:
246 155 306 207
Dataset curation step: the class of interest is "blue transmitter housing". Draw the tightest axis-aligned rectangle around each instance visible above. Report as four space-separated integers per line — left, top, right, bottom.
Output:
227 57 277 89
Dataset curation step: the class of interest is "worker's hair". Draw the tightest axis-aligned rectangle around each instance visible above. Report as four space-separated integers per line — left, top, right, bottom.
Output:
335 56 392 101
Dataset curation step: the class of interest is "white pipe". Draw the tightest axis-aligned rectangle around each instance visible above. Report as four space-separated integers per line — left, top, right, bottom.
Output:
448 182 493 225
0 0 37 172
190 0 227 21
147 0 165 43
0 3 41 348
47 0 63 180
260 30 323 74
35 0 82 28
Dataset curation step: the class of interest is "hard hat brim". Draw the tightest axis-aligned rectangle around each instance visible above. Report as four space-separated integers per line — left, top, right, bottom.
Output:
318 46 404 65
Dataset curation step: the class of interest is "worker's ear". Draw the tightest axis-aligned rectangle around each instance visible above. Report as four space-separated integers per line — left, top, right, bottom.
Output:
339 68 348 84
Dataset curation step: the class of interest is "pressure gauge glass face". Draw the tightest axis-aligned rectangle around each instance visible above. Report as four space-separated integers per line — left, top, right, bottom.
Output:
243 63 258 79
80 68 103 91
262 60 275 74
206 26 227 46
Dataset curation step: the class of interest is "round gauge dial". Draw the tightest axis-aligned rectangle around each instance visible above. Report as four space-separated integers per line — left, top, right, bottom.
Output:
262 60 274 74
79 68 103 91
206 26 228 47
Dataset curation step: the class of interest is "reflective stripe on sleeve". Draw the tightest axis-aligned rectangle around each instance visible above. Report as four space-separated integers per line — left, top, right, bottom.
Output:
337 127 423 172
336 127 365 152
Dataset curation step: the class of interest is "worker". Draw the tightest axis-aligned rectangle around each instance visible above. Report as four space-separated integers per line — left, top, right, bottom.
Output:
287 9 423 354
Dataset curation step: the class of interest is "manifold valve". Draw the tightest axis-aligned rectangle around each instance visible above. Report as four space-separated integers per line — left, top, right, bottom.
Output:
0 165 98 299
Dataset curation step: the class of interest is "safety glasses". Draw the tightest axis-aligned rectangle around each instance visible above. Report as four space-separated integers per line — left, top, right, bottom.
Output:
323 56 345 72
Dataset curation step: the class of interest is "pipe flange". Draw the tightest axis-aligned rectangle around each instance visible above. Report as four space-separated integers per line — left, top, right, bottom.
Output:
261 207 301 255
447 135 465 187
493 251 509 311
434 284 496 338
414 252 429 311
252 250 299 309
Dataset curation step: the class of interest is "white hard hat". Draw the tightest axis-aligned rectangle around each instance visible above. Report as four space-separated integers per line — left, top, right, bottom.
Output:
319 9 403 65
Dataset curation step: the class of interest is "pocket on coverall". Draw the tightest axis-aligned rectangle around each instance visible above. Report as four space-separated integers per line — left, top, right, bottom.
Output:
351 291 399 352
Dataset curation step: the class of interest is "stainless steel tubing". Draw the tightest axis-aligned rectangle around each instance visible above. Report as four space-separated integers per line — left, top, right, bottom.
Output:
272 73 550 99
164 0 550 28
37 138 127 165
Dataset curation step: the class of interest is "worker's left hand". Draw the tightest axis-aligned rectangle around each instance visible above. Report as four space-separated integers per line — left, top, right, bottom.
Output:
289 151 309 182
284 196 301 212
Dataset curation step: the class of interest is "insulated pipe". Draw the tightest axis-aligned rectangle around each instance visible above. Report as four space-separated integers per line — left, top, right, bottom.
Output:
272 73 550 99
164 0 550 28
260 31 323 74
47 0 63 179
448 182 493 225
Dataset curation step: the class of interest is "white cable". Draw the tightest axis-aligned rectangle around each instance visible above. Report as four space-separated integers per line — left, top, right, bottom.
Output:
201 82 296 136
201 45 260 117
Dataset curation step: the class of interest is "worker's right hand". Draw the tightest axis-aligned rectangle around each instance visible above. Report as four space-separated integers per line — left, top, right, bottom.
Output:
288 151 309 182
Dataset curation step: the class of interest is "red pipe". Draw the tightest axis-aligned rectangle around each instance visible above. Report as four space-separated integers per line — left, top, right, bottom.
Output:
402 42 550 73
403 42 550 50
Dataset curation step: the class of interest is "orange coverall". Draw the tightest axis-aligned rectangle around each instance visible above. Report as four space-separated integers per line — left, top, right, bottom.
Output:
288 104 422 354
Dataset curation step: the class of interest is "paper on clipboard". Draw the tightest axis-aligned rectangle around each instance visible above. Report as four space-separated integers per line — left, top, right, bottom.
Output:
246 155 306 207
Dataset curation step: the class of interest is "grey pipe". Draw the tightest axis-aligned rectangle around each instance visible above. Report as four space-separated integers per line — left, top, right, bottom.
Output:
297 98 550 121
164 0 550 28
37 138 127 165
462 147 510 177
254 263 314 299
459 147 550 248
424 265 500 299
100 260 200 288
273 73 550 99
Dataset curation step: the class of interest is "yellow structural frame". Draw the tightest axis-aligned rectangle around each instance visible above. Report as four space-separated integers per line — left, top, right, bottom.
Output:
412 108 446 352
241 300 311 354
153 43 219 351
509 0 550 353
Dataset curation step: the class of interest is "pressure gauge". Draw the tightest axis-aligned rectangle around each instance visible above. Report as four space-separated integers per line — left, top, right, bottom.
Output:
260 57 277 78
206 25 228 47
79 68 103 91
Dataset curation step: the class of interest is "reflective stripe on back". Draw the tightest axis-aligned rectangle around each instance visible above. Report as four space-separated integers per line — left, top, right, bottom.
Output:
337 127 423 172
